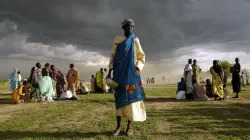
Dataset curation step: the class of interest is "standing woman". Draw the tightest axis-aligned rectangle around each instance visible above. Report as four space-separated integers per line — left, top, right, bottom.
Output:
107 19 146 136
50 65 66 98
231 58 241 98
192 59 201 84
210 60 224 100
28 67 36 100
8 68 19 91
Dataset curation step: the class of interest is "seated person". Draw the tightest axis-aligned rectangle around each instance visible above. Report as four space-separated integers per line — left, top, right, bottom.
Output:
78 82 90 94
176 78 186 100
205 79 214 98
11 81 28 104
192 80 209 101
34 76 55 103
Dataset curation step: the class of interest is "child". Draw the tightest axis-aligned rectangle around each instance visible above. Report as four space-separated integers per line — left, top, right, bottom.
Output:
11 81 28 104
205 79 213 98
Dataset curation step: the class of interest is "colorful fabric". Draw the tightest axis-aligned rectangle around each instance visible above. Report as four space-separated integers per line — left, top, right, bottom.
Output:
90 78 95 92
66 68 79 85
177 81 186 92
35 76 54 102
96 71 103 88
192 64 201 83
122 19 134 27
102 71 108 93
8 68 19 91
11 85 26 103
66 68 79 95
33 67 42 84
42 67 50 77
108 36 146 71
68 82 76 95
116 101 146 121
52 68 65 97
113 33 146 109
193 83 208 101
241 74 246 85
210 67 224 98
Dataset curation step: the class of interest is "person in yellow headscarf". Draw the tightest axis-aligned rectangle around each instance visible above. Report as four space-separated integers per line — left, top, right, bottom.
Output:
210 60 224 100
11 81 28 104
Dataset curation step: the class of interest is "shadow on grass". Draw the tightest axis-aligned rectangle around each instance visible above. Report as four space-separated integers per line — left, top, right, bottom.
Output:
0 131 113 139
0 93 11 96
0 98 13 105
151 130 250 138
145 97 192 103
87 99 114 105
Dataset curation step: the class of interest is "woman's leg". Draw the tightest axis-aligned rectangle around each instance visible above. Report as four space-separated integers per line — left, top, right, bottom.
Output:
126 120 133 136
113 116 121 136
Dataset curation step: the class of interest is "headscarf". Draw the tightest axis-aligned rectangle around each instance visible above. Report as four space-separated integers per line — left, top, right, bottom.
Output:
13 68 18 72
122 19 134 28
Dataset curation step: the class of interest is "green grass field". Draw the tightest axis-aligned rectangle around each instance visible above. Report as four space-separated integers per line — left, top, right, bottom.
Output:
0 84 250 140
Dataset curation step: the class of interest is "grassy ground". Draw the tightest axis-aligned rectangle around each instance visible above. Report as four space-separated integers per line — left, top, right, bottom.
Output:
0 84 250 140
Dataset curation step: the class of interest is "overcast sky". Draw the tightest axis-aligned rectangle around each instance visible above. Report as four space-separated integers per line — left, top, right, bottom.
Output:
0 0 250 81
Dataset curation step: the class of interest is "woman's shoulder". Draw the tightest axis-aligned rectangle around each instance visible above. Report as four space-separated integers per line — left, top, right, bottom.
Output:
114 35 126 40
134 37 140 42
113 35 126 43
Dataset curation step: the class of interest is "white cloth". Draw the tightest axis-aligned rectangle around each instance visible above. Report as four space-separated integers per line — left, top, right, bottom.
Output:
80 84 90 93
176 91 186 100
18 74 22 81
59 90 73 99
223 88 231 100
184 64 193 94
116 101 146 122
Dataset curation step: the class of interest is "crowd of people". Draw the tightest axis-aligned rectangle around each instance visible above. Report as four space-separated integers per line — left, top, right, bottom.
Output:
176 58 248 101
8 62 115 104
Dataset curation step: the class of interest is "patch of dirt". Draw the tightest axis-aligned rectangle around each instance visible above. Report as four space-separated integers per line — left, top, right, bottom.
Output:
0 91 11 94
0 115 11 123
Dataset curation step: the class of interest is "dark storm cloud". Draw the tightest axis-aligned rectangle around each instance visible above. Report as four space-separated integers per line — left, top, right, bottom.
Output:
0 0 250 60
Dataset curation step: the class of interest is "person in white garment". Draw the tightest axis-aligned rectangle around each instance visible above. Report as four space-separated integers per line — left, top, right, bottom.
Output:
17 71 22 87
184 59 193 99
